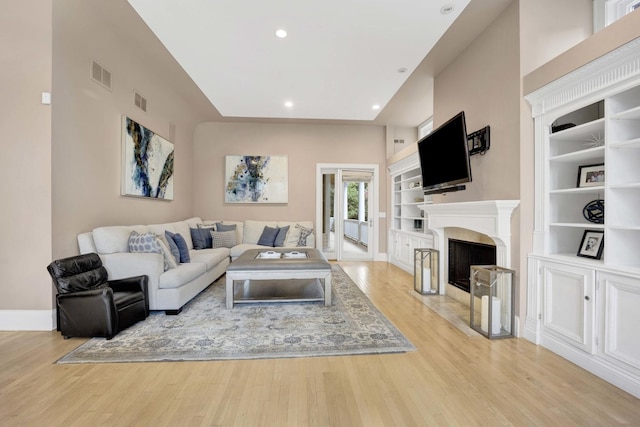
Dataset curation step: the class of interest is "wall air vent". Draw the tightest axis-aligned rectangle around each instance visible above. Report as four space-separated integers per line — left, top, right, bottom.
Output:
134 91 147 112
90 60 112 90
394 139 405 144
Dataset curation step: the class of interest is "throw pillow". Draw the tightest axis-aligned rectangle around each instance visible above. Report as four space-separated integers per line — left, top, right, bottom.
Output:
285 225 301 247
257 226 279 246
274 225 290 247
190 227 214 250
155 235 178 271
128 231 162 254
163 231 181 264
215 222 237 232
211 230 237 248
166 231 190 263
296 224 314 247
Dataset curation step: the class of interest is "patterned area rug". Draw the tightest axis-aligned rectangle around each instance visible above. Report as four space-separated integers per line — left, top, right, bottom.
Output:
57 265 414 363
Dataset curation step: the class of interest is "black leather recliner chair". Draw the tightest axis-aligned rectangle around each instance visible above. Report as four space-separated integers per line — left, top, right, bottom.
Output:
47 252 149 340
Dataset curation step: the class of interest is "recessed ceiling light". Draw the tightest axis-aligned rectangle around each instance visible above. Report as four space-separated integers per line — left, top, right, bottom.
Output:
372 104 380 110
284 101 294 108
440 4 454 14
276 29 287 38
397 67 408 74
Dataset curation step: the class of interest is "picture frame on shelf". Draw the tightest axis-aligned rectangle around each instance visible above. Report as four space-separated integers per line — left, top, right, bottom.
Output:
577 163 605 188
577 230 604 260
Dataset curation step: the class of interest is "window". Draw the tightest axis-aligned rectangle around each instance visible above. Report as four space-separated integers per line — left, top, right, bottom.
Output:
594 0 640 31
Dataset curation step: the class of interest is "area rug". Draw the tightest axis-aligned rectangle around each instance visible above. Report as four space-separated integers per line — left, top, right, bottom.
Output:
57 265 414 363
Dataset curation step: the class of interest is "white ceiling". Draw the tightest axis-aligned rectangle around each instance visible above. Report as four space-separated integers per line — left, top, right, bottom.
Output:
126 0 471 121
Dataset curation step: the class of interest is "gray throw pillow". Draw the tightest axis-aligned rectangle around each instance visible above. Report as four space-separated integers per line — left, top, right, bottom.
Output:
215 222 237 232
211 230 237 248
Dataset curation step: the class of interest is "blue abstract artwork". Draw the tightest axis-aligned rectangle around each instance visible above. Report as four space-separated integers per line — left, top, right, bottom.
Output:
122 116 174 200
225 155 288 203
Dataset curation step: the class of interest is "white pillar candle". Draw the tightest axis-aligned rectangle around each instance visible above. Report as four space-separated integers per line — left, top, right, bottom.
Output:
481 295 501 334
422 268 431 291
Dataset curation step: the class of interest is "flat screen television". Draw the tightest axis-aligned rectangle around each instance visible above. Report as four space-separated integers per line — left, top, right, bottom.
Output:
417 111 471 195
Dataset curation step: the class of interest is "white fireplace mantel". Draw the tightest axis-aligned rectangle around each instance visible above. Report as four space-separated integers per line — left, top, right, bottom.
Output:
420 200 520 292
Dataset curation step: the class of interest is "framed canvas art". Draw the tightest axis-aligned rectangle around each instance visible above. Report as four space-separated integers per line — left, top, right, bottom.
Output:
122 116 174 200
225 155 288 203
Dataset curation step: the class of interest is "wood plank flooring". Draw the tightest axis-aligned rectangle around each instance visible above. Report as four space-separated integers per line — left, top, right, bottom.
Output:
1 261 639 426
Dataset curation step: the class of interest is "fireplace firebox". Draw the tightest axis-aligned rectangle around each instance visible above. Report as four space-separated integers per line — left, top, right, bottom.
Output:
448 239 496 293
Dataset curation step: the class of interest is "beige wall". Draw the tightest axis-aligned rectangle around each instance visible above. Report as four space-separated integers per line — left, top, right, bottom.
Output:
51 0 212 260
192 122 387 252
0 1 53 312
431 2 523 321
518 0 593 334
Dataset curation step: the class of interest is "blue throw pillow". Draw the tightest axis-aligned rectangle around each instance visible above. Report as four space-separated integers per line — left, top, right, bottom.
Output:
215 222 237 232
173 233 191 263
190 227 214 250
274 225 290 247
257 226 279 246
164 231 181 264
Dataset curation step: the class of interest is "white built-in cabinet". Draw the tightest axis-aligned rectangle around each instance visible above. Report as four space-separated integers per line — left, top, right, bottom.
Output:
525 37 640 398
388 152 433 273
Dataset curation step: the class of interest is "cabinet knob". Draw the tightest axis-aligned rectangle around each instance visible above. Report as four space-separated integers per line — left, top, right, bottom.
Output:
585 296 590 301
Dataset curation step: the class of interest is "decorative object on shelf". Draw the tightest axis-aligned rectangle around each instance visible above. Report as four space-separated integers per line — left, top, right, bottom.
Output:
225 155 288 203
583 199 605 224
414 219 423 230
577 163 605 188
577 230 604 259
470 265 515 339
414 248 439 295
467 126 490 155
121 116 174 200
583 132 604 148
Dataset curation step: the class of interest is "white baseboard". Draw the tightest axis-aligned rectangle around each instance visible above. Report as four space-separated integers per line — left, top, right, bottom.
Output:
0 309 56 331
375 252 388 262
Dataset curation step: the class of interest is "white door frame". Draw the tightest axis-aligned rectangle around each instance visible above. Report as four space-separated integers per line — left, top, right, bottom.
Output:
316 163 379 261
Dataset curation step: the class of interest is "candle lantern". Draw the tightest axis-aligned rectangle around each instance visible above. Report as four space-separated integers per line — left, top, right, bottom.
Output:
470 265 515 339
414 248 439 295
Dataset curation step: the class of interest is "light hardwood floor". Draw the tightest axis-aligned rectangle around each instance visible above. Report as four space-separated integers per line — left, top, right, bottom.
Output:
1 261 639 426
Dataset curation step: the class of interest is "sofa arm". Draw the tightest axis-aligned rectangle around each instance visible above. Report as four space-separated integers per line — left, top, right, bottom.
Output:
109 275 149 315
99 253 163 310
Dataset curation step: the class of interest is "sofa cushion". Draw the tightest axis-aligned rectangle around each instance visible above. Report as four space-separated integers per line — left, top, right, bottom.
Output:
274 225 290 247
158 262 207 289
190 226 214 249
93 225 148 254
171 221 194 250
257 226 279 246
164 231 181 263
128 231 162 254
215 223 236 232
155 234 178 271
188 247 230 270
296 224 314 246
243 220 278 244
211 230 237 248
166 231 190 263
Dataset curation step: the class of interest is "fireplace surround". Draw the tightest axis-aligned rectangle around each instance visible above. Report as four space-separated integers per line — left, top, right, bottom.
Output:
420 200 519 298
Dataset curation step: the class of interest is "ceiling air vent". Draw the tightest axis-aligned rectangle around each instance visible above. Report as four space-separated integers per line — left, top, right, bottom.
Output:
134 91 147 112
90 60 112 90
394 139 405 144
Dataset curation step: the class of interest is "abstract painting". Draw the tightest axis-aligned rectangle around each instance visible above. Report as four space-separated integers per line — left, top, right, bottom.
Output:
121 116 174 200
225 155 288 203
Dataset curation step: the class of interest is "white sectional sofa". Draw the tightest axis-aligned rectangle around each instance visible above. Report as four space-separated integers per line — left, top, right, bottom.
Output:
77 217 315 314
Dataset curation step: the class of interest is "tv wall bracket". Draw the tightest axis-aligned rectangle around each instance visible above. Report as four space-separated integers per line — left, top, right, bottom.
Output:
467 126 490 156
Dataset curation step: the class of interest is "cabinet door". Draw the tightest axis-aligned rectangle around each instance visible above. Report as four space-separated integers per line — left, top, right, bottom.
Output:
397 233 411 267
597 273 640 375
541 262 596 354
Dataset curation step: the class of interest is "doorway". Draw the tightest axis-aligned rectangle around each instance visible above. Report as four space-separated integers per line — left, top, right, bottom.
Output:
316 164 378 261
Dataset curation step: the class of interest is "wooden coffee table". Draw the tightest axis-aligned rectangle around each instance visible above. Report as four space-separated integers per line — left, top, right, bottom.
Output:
225 248 332 309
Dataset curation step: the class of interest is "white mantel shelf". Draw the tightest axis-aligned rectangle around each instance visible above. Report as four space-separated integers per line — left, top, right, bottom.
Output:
419 200 520 292
419 200 520 244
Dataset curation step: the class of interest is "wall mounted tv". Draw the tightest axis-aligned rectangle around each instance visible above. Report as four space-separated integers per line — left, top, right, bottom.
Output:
417 111 472 195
